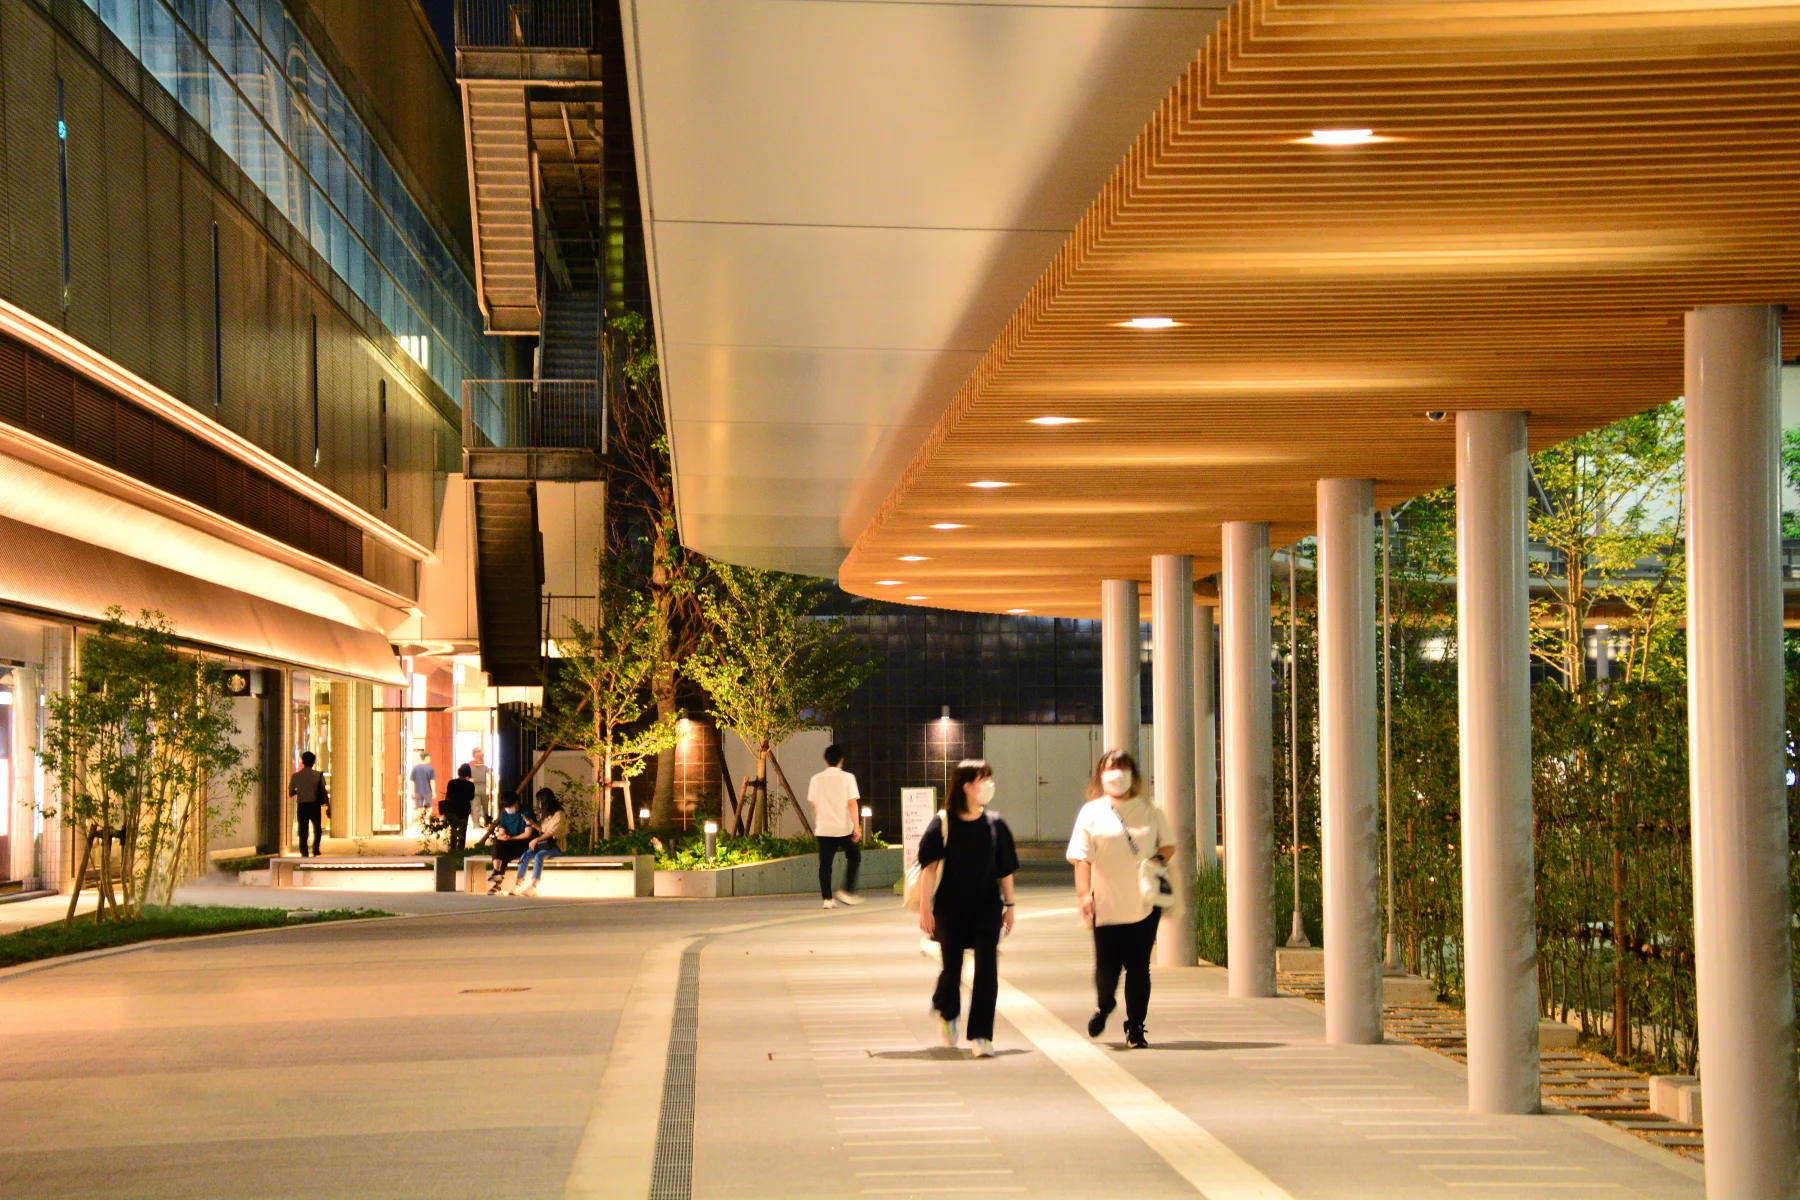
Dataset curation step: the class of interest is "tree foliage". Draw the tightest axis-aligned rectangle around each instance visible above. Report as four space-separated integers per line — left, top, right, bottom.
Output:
686 564 873 834
537 562 679 843
37 609 253 922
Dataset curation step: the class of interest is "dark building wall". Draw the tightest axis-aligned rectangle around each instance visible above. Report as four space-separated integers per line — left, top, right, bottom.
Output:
0 0 463 591
826 603 1155 837
292 0 473 267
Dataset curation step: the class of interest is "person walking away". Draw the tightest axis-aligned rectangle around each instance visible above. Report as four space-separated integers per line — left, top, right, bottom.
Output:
468 748 493 827
409 752 437 830
916 759 1018 1059
808 744 864 909
511 789 566 896
1067 749 1176 1049
441 764 476 854
288 751 329 857
486 793 536 894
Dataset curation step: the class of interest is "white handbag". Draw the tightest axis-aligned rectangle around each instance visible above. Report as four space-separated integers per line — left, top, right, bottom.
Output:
1123 822 1176 909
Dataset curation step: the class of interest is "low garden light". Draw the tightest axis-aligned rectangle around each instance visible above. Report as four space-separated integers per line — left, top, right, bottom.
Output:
704 820 719 862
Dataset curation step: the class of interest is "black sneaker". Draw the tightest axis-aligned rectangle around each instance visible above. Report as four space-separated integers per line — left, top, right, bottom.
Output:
1125 1024 1149 1049
1087 1010 1109 1038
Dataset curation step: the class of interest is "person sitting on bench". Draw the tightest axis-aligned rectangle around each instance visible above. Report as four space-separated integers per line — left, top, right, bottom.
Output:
509 789 566 896
486 793 537 895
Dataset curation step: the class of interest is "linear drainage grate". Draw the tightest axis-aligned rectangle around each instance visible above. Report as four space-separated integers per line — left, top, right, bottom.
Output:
460 986 532 994
649 937 713 1200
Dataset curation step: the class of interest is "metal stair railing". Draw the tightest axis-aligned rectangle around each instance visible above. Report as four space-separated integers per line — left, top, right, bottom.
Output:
463 379 606 453
455 0 593 49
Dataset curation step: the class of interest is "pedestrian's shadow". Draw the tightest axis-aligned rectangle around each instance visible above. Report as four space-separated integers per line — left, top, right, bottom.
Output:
1108 1040 1286 1052
872 1048 1032 1061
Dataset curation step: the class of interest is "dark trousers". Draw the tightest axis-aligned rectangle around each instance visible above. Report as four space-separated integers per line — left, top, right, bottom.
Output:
442 808 469 853
933 921 1000 1041
489 840 528 878
818 835 861 898
1094 909 1161 1031
297 803 324 857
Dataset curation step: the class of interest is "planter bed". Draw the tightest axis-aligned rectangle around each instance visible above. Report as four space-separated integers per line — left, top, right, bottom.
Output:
654 847 902 898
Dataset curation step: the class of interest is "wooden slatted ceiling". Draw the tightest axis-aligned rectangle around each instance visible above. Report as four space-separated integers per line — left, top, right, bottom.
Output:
836 0 1800 619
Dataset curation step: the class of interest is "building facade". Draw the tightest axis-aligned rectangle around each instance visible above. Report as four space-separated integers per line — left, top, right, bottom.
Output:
0 0 507 891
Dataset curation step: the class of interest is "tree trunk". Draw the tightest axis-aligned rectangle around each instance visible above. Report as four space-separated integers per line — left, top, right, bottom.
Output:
601 750 614 842
648 518 679 829
753 745 771 835
1612 788 1630 1062
65 827 94 927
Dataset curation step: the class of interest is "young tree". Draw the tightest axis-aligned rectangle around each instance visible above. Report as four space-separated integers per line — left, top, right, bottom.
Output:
1528 402 1685 688
38 609 253 922
605 312 704 828
537 563 679 843
685 564 873 835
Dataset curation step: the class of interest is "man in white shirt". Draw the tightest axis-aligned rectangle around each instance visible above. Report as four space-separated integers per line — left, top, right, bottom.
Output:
808 744 864 909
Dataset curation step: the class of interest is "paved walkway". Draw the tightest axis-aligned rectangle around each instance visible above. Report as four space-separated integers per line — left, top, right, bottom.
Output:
0 886 1706 1198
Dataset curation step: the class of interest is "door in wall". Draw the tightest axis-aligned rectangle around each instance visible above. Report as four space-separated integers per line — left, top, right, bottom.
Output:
980 726 1039 841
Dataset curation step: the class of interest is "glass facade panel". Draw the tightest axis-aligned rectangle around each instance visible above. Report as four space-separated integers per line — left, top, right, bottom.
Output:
81 0 501 404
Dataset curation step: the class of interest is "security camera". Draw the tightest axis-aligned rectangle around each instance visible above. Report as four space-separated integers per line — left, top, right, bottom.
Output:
1425 411 1447 422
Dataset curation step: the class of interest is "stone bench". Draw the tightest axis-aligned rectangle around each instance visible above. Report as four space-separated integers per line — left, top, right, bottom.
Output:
269 855 454 892
464 854 653 898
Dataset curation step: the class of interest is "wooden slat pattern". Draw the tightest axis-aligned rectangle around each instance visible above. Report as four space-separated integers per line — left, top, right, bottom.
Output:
838 0 1800 618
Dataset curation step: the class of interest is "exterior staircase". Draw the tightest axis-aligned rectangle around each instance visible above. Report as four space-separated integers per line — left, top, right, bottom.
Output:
462 81 538 334
472 481 543 686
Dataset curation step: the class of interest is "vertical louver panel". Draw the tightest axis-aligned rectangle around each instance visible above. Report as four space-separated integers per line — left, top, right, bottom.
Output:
0 3 63 320
70 377 114 465
102 87 151 384
56 51 108 355
24 353 73 444
113 399 152 481
0 338 24 426
150 420 185 497
214 454 247 524
179 162 213 412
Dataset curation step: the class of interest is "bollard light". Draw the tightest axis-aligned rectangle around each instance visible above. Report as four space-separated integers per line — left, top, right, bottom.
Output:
860 806 873 846
638 807 650 822
703 820 719 862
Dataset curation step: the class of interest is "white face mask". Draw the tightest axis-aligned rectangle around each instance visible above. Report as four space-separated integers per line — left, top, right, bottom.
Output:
972 778 996 807
1101 768 1131 798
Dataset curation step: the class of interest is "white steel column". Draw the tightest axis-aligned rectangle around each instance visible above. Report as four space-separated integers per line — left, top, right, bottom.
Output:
1194 598 1219 874
1455 410 1540 1114
1221 522 1275 997
1317 478 1382 1044
1153 554 1197 967
1101 579 1141 756
1684 304 1796 1200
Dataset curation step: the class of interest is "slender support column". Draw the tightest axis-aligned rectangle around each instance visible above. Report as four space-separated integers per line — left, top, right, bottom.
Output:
1153 555 1197 967
1101 579 1141 756
1318 479 1382 1044
1455 410 1539 1114
1685 304 1796 1200
1221 522 1274 997
1194 598 1219 874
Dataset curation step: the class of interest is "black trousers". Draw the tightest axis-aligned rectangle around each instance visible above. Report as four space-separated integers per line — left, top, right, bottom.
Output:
818 835 861 898
489 840 529 877
297 803 324 856
933 920 1001 1041
1094 908 1161 1031
441 807 469 853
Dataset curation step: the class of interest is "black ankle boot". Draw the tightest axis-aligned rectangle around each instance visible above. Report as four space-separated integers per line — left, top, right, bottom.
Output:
1125 1023 1149 1049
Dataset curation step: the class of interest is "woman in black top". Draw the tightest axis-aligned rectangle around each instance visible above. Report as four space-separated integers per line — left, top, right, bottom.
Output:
916 758 1019 1059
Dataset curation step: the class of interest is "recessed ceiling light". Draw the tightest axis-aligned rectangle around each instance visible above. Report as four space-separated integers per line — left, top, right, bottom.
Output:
1116 317 1179 330
930 522 966 530
968 480 1013 489
1007 608 1031 615
1300 128 1377 146
906 595 927 601
899 555 929 562
1029 416 1083 426
876 580 902 586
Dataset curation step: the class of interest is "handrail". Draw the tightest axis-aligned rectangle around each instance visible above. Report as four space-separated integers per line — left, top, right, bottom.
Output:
462 378 605 453
455 0 593 50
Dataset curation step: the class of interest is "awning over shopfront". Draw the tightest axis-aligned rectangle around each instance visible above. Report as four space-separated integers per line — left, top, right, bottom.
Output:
0 514 405 685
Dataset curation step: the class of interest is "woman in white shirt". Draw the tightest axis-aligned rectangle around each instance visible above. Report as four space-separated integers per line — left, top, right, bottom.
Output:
1066 750 1176 1048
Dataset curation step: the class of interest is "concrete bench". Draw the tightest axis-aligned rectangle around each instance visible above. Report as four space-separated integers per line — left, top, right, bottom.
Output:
269 855 454 892
464 854 653 898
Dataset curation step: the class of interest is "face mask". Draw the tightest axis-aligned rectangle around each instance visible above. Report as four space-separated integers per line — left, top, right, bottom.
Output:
1101 768 1131 797
973 778 996 807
